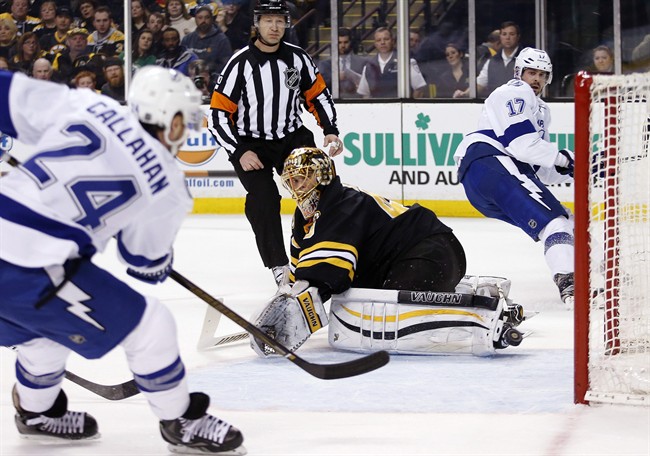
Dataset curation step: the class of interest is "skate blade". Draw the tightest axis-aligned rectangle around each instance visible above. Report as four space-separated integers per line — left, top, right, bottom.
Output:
18 431 101 442
167 443 247 455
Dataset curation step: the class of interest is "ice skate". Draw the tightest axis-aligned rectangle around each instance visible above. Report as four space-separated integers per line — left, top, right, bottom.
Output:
502 303 525 326
12 385 99 440
554 272 574 309
160 392 245 455
493 323 524 349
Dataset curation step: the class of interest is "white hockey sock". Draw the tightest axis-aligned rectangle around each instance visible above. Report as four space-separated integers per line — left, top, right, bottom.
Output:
14 338 70 413
120 297 189 420
539 216 574 276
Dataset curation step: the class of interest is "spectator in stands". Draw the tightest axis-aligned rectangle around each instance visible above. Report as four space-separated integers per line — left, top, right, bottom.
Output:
181 5 232 73
477 21 522 97
129 28 157 70
476 29 500 72
435 42 469 98
414 21 467 63
409 29 422 55
131 0 150 35
76 0 97 33
165 0 196 39
72 69 98 90
9 31 44 74
589 45 614 73
100 56 124 101
318 27 365 99
156 26 198 75
0 16 18 59
631 33 650 72
217 0 251 52
146 10 166 56
31 56 53 79
0 55 9 69
52 27 103 86
33 0 56 40
39 6 73 59
87 6 125 57
0 0 40 36
357 27 427 99
188 58 215 103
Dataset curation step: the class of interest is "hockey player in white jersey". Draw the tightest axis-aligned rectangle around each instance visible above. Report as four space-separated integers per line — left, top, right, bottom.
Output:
454 48 575 306
0 68 245 454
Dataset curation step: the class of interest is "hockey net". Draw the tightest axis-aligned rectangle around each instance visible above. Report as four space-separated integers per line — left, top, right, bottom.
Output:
574 71 650 405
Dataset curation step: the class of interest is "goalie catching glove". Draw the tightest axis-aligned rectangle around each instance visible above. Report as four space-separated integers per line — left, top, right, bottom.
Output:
250 281 328 357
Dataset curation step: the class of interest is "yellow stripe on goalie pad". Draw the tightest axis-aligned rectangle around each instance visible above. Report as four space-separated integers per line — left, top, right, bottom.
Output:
340 304 485 323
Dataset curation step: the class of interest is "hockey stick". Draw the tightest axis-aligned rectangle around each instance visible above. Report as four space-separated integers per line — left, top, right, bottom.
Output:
64 371 139 401
5 346 139 401
170 269 390 379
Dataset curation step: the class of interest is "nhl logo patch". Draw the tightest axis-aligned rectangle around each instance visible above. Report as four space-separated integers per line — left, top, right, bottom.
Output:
284 67 300 90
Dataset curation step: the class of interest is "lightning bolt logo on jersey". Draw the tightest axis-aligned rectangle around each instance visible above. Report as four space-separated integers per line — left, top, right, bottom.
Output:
58 281 105 332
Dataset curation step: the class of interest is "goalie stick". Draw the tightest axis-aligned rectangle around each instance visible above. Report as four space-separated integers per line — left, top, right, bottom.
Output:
196 304 249 350
170 269 390 380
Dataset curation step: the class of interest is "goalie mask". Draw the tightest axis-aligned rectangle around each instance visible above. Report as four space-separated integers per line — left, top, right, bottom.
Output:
128 66 203 155
514 47 553 85
281 147 336 219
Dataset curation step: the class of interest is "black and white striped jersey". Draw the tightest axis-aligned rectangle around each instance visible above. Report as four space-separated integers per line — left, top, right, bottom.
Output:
207 39 339 159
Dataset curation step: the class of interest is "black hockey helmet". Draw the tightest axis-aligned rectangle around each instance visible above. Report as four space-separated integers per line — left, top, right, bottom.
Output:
253 0 290 27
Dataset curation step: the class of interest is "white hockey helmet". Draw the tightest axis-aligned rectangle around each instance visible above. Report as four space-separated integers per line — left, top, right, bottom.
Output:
281 147 336 219
514 47 553 85
128 66 203 154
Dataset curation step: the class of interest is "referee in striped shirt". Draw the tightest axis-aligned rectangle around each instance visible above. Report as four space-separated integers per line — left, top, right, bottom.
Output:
208 0 343 286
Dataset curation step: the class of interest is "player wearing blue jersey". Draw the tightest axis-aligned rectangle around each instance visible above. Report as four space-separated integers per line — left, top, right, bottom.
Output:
0 68 245 454
454 47 575 307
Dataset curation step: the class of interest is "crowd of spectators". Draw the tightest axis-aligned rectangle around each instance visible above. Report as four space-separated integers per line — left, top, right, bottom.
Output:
0 0 254 101
0 0 646 102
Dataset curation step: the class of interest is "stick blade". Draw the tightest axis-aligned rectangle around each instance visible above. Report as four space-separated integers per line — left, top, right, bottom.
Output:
295 350 390 380
64 371 139 401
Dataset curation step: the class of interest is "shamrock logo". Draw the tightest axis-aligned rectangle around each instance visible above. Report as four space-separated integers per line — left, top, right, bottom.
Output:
415 113 430 130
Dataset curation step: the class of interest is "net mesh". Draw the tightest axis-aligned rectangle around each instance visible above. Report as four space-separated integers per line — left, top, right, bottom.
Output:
586 73 650 404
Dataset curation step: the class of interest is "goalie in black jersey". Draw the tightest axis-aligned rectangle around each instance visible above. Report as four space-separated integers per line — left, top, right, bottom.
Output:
251 147 509 356
281 147 467 295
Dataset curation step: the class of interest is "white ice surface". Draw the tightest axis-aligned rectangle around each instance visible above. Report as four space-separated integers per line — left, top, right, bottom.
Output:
1 215 649 455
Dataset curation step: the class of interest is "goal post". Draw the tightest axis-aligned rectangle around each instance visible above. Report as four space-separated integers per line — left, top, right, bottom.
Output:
574 71 650 406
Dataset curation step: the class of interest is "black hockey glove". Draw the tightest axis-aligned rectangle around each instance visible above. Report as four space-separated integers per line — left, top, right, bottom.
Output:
554 149 575 177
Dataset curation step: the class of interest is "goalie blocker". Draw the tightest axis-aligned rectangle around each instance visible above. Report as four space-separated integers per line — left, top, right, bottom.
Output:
330 276 524 356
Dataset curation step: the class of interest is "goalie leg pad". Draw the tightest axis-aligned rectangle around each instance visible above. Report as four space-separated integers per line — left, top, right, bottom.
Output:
250 281 328 357
329 293 506 356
